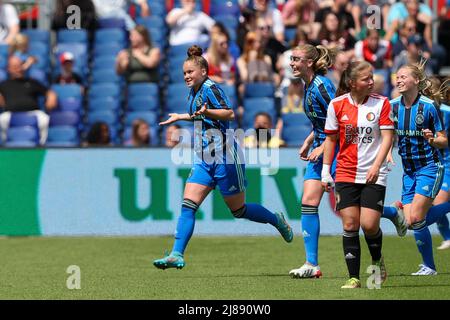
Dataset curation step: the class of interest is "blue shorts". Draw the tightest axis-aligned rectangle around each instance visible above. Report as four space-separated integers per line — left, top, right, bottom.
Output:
186 161 247 196
304 156 337 181
441 167 449 192
402 163 445 204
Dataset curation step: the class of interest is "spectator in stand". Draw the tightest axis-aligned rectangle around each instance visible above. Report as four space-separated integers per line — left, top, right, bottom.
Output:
92 0 149 31
351 0 390 39
210 22 241 61
386 0 432 39
0 56 57 145
392 17 422 57
237 31 280 100
314 0 355 39
52 0 97 41
125 118 151 147
166 0 215 46
54 52 83 85
204 32 236 86
83 121 112 147
0 0 19 45
237 7 257 52
242 0 285 43
116 25 161 83
355 29 392 70
314 11 356 55
256 16 287 74
326 50 350 89
9 33 37 72
281 0 318 38
280 77 304 114
164 124 183 148
244 112 285 148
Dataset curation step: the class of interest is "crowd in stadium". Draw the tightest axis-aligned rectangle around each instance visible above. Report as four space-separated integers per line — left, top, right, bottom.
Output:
0 0 448 147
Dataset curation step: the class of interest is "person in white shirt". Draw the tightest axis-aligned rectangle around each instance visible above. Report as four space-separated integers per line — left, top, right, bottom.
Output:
0 0 19 45
92 0 149 31
166 0 215 46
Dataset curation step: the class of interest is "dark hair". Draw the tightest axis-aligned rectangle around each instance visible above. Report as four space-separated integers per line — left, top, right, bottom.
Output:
212 22 230 41
134 24 152 48
86 121 110 145
131 118 151 146
186 45 209 73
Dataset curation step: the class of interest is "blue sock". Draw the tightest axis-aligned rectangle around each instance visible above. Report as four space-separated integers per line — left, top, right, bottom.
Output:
241 203 278 226
412 220 435 270
172 199 199 255
301 205 320 266
426 202 450 226
437 215 450 241
382 206 397 221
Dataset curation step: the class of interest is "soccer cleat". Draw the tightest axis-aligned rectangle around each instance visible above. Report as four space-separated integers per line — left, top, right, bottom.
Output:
391 201 408 237
341 277 361 289
411 264 437 276
372 256 387 283
153 251 185 270
437 240 450 250
289 263 322 278
275 212 293 243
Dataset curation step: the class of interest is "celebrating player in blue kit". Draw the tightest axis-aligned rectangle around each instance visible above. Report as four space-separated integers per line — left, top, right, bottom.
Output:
390 62 449 275
153 45 293 270
288 44 336 278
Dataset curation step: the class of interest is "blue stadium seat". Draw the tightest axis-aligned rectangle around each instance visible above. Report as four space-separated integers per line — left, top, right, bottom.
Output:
91 69 122 84
22 29 50 44
88 97 121 111
169 65 186 83
213 15 239 30
169 43 196 58
55 43 88 57
242 98 277 130
98 18 126 29
94 29 127 45
136 16 166 30
281 112 311 128
28 68 48 86
147 1 166 16
0 69 6 82
7 126 39 143
9 113 38 127
167 83 189 99
4 140 38 147
93 43 125 58
88 83 121 99
166 97 188 113
210 3 240 17
128 96 159 112
52 84 83 99
124 111 158 126
244 82 275 98
92 56 117 71
46 125 79 146
49 111 80 126
0 54 7 69
0 44 8 57
57 29 88 43
285 27 297 43
87 110 119 126
282 125 311 147
128 82 158 98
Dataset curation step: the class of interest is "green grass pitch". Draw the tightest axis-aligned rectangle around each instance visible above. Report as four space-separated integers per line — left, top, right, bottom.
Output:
0 235 449 299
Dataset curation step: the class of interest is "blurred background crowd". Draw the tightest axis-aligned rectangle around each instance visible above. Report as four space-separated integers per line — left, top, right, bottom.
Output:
0 0 448 148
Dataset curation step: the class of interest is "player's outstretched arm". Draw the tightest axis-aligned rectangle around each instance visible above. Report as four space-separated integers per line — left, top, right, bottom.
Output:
159 113 191 126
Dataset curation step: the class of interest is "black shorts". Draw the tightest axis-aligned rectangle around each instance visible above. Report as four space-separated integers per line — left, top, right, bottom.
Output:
334 183 386 213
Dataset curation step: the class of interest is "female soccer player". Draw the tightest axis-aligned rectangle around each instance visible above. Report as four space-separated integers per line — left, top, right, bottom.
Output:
153 45 293 270
389 63 449 275
321 60 394 289
288 44 336 278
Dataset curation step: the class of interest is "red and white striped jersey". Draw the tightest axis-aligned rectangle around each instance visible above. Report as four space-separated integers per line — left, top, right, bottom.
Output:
324 93 394 186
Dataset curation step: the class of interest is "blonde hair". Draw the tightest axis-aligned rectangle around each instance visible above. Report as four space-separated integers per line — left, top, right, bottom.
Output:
336 60 373 97
10 33 29 54
292 44 335 75
399 60 449 102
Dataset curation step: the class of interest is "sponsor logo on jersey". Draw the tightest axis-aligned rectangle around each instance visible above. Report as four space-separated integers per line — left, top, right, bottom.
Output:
341 114 349 121
415 113 425 125
366 112 376 122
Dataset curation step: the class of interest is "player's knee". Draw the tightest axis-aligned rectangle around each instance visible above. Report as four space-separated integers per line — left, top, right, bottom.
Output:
231 205 247 219
343 221 359 231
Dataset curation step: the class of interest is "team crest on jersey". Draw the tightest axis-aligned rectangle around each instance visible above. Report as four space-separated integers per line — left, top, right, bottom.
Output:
195 97 203 109
366 112 376 122
415 114 424 125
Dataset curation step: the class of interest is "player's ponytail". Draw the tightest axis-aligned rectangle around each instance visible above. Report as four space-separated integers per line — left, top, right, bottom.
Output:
293 44 336 75
186 45 209 74
336 60 372 97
